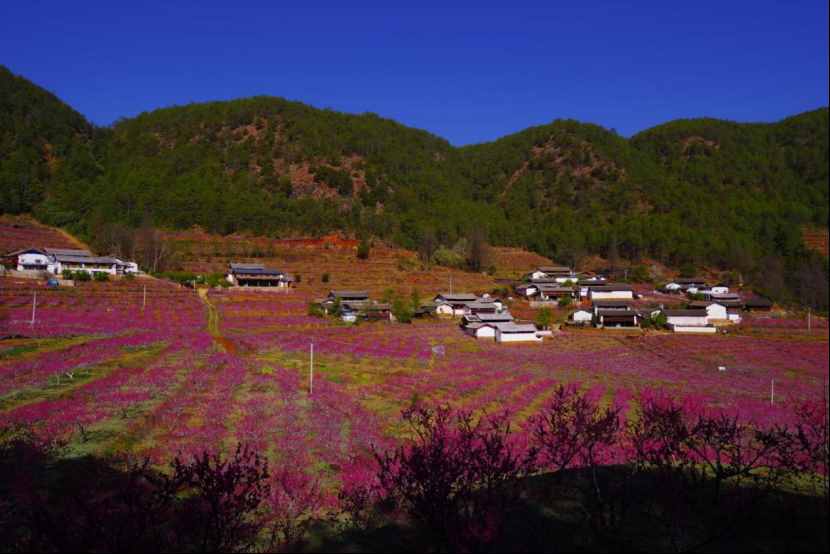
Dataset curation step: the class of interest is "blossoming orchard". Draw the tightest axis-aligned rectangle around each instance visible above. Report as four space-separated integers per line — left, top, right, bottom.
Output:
0 264 828 551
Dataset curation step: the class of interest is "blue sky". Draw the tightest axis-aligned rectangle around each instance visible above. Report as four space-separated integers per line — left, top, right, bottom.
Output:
2 1 827 145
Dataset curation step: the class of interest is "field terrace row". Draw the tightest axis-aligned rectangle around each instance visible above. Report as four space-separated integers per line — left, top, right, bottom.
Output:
0 215 84 254
0 278 206 337
0 279 827 494
215 292 828 431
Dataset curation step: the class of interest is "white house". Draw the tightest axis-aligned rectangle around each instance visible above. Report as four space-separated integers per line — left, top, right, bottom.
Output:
529 266 573 281
11 248 59 273
494 323 542 343
10 247 138 276
434 293 480 317
662 309 712 332
227 263 292 287
464 322 498 339
588 284 634 301
569 309 593 325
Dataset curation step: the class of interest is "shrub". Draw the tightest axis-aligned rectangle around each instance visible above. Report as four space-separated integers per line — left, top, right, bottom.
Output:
536 307 553 329
431 247 465 269
307 303 324 318
93 272 109 282
370 405 536 551
74 271 91 282
558 295 573 308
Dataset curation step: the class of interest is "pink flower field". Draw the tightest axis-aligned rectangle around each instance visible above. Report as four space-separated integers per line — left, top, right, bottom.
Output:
1 283 827 490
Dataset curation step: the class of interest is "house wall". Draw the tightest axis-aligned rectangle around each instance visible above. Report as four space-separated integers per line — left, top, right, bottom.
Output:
666 315 708 327
474 326 496 339
670 325 717 334
705 304 728 320
572 311 593 323
59 262 118 275
590 291 634 301
17 253 56 272
496 331 542 343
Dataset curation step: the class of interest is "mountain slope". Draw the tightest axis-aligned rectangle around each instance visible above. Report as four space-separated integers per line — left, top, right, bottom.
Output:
0 66 95 214
1 66 827 306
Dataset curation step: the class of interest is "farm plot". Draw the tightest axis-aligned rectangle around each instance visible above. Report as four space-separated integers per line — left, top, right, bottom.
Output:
1 283 827 492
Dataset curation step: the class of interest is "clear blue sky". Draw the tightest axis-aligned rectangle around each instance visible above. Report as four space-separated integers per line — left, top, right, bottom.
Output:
2 0 827 145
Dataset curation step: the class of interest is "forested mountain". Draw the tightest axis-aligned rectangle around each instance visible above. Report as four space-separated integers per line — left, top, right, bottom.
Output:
0 66 95 214
1 65 827 306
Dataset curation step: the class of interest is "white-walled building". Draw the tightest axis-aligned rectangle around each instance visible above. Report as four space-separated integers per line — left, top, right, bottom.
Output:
662 309 711 331
495 323 542 343
227 262 293 287
588 284 635 301
9 247 137 276
569 309 593 325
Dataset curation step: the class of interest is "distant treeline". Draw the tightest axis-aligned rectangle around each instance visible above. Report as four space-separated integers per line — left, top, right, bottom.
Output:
1 65 828 308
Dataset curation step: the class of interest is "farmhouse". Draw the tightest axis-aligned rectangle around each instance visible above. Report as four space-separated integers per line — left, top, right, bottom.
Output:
434 293 479 316
8 247 138 276
688 301 743 324
569 309 593 325
529 265 574 282
514 283 539 297
494 323 542 343
705 292 743 307
595 309 640 328
591 299 633 315
327 290 370 303
577 277 607 297
463 322 499 339
536 284 576 301
661 309 716 333
226 263 292 287
587 284 634 301
461 311 515 339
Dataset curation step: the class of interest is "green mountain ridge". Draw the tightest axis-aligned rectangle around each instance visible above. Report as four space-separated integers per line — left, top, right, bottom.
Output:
1 65 827 306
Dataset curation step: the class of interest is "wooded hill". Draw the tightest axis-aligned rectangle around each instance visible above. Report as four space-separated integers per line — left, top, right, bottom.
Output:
1 65 827 307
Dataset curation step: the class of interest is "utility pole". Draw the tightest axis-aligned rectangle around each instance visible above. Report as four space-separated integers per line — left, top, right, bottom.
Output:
770 378 775 406
309 341 314 396
30 291 37 328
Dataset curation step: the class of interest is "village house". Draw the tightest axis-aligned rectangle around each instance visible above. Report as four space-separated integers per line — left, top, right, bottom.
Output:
591 299 633 315
702 292 743 307
569 309 594 326
536 284 576 301
594 306 640 328
587 284 635 301
434 293 480 316
461 312 515 339
8 247 138 276
661 308 716 333
514 282 539 297
577 277 608 298
528 265 575 282
494 322 543 343
226 262 293 287
688 301 743 324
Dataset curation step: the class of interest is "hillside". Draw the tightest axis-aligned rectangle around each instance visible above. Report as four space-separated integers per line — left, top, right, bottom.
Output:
0 66 95 215
1 66 827 308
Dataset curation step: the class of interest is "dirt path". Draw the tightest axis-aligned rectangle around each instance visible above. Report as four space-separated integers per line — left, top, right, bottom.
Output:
197 288 238 354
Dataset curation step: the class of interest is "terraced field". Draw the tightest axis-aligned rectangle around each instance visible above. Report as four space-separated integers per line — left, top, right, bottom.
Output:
1 280 826 494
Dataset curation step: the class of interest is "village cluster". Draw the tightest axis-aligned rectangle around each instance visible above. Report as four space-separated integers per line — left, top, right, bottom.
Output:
5 247 775 343
310 264 776 342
